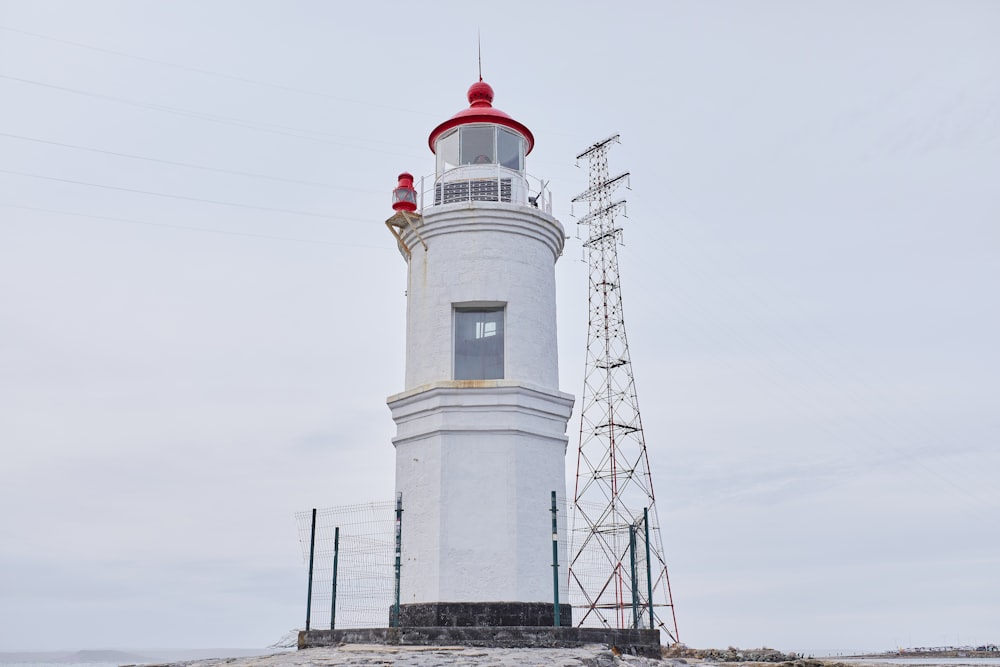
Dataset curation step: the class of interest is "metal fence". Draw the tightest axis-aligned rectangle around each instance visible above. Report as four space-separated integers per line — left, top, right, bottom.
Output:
296 494 664 631
294 501 396 630
567 500 673 633
410 169 554 214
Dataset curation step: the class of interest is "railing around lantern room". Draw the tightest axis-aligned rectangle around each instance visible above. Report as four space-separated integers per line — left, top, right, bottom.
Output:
414 166 553 215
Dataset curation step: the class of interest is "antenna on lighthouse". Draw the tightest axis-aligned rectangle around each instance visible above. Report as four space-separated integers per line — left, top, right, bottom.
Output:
567 135 680 643
477 30 483 81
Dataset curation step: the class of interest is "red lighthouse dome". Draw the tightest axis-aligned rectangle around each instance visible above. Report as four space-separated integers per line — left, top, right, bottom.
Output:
412 79 545 210
428 80 534 155
428 81 534 179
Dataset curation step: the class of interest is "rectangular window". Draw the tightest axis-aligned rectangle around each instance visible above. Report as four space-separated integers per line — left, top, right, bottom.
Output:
460 125 495 165
497 128 523 171
436 129 459 173
454 307 504 380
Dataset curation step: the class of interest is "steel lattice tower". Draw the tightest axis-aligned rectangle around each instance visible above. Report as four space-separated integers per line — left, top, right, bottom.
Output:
567 135 679 643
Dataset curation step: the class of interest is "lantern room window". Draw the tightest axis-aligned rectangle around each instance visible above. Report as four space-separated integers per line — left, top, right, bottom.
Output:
497 128 523 171
437 129 460 172
436 125 526 174
454 306 505 380
460 126 495 165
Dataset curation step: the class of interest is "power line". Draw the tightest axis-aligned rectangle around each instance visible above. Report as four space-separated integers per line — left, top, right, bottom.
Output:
0 202 389 249
0 74 424 160
0 168 366 222
0 131 380 194
0 24 437 117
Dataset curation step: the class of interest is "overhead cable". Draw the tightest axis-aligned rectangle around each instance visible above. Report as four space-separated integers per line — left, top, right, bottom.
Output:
0 24 436 116
1 202 387 249
0 74 423 160
0 168 365 222
0 131 379 194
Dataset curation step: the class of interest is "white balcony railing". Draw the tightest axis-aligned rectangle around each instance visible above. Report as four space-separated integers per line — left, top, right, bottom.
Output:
415 166 553 215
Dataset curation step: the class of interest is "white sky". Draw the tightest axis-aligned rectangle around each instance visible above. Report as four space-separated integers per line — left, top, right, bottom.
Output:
1 0 998 655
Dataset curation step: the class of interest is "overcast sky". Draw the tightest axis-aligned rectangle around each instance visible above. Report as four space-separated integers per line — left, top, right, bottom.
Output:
1 0 998 656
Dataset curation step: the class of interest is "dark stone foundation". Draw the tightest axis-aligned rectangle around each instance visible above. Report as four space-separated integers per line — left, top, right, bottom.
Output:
299 626 662 658
397 601 573 627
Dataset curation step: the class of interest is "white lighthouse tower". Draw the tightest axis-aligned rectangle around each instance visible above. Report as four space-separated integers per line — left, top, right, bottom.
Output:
386 79 574 627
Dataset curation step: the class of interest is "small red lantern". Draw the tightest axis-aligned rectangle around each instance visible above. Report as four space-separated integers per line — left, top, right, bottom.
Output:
392 172 417 212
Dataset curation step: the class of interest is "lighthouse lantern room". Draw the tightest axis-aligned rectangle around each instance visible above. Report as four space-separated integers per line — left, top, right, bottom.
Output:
427 80 536 208
386 78 573 627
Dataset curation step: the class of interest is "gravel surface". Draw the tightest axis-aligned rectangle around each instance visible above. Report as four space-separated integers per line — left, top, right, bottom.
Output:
150 644 680 667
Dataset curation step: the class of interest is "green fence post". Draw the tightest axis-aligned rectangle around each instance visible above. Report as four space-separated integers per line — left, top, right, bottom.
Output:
392 493 403 628
305 508 316 632
551 491 560 627
644 507 654 630
629 523 639 629
330 526 339 630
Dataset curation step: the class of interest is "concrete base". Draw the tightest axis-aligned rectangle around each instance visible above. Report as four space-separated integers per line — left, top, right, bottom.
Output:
299 626 661 658
397 601 572 627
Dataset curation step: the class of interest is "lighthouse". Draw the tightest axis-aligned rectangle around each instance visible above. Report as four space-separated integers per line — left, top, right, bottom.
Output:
385 79 574 627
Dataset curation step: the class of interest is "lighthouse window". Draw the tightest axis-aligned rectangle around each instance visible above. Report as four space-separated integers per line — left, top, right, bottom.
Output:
436 129 460 173
460 125 495 165
436 126 526 175
497 129 523 171
454 307 505 380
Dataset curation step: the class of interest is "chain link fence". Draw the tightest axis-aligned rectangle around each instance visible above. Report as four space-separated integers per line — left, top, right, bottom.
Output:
295 501 396 629
567 499 675 636
295 495 669 631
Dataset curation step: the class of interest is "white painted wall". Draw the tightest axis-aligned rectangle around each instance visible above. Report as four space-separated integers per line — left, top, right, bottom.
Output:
398 202 566 391
388 201 574 606
389 383 573 604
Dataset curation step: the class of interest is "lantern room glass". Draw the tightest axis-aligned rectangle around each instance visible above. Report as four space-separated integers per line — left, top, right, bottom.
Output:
437 129 460 172
460 126 495 165
497 128 523 171
435 125 525 175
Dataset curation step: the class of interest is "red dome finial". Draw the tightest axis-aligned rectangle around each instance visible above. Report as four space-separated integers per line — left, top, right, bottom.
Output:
467 80 494 107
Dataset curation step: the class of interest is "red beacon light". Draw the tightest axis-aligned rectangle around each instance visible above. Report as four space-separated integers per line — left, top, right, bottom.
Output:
392 172 418 212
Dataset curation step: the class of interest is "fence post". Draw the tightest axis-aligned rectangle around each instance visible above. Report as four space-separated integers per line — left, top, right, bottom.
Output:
644 507 654 630
392 492 403 628
629 523 639 629
305 508 317 632
330 526 340 630
550 491 560 627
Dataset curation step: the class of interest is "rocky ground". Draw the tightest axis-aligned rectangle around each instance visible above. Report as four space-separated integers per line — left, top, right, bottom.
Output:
145 644 672 667
140 644 957 667
849 652 999 660
662 647 803 663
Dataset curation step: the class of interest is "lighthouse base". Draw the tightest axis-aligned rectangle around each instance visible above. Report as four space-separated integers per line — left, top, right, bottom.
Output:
298 626 661 657
396 601 572 628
